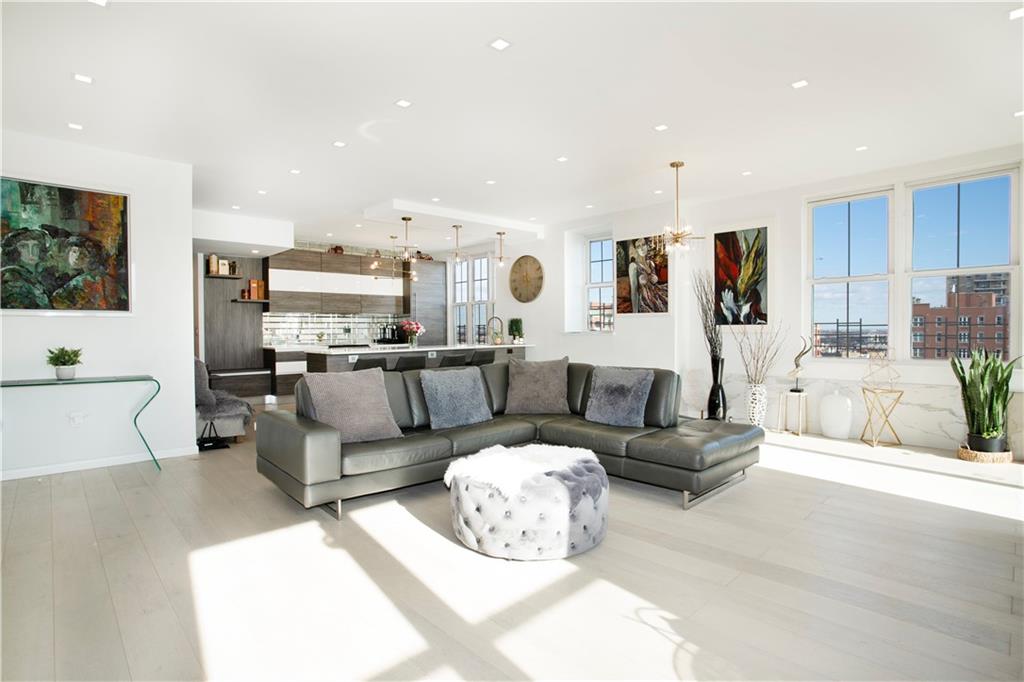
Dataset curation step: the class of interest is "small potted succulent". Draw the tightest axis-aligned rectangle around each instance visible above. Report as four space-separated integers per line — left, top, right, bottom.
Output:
47 346 83 380
508 318 524 343
951 349 1019 453
401 319 425 347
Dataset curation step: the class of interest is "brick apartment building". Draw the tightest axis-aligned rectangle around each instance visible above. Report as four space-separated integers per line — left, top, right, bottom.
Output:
911 273 1009 360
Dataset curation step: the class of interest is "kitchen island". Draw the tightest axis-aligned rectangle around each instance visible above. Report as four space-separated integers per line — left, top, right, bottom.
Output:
263 343 532 396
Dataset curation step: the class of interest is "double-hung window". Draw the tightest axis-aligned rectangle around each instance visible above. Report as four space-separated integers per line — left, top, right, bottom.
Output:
586 238 615 332
452 256 493 344
810 192 891 358
910 173 1013 360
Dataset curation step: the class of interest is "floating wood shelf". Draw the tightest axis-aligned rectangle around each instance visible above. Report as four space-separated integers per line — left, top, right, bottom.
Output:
206 273 244 280
231 298 270 304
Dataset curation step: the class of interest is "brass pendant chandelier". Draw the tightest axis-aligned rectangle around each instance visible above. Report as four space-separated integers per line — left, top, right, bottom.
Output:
370 216 418 281
495 231 506 267
663 161 704 251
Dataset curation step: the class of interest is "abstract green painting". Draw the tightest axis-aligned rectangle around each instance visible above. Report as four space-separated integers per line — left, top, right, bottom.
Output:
1 177 129 311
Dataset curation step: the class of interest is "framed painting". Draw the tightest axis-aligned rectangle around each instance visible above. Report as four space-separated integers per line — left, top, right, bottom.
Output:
714 225 767 324
615 235 669 314
1 177 130 312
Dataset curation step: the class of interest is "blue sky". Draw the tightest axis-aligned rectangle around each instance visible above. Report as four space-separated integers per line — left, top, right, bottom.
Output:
813 175 1010 327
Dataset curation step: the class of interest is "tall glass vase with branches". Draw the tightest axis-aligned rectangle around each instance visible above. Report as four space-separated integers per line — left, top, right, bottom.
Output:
692 269 726 420
730 323 784 427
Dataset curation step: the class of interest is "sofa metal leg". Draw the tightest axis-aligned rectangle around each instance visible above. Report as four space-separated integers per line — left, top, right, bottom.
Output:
322 499 342 521
681 469 746 510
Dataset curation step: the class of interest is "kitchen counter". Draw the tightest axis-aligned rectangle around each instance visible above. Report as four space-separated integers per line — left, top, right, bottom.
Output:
307 343 533 356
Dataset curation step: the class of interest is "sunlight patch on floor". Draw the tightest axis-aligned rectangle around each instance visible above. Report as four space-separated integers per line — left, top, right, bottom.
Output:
188 520 429 680
758 443 1024 519
348 498 579 623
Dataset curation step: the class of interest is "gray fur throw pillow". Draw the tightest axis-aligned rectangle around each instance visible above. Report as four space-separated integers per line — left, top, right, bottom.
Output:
302 368 402 444
584 366 654 428
505 356 571 415
420 367 493 429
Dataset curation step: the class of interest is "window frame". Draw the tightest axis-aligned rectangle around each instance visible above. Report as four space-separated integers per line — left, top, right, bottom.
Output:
804 164 1020 367
807 188 895 360
450 252 494 345
903 166 1019 363
583 236 615 333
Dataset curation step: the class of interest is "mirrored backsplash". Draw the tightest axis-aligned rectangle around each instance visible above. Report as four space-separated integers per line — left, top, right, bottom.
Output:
263 312 408 346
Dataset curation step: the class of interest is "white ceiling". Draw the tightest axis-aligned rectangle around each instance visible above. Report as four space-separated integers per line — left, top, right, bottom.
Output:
3 2 1021 252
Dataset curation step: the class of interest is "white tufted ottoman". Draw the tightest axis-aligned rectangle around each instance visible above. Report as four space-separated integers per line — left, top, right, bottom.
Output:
444 444 609 560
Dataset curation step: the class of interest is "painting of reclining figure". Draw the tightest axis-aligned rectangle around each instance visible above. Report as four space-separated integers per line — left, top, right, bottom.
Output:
615 235 669 314
1 177 129 311
714 225 768 325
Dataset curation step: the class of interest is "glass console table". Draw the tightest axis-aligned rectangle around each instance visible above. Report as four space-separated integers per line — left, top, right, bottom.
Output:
0 374 162 470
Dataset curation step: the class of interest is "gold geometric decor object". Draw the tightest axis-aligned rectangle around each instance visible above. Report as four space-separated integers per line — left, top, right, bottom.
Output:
860 387 903 447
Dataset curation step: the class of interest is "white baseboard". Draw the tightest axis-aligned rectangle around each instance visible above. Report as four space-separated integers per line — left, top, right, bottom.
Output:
1 445 199 480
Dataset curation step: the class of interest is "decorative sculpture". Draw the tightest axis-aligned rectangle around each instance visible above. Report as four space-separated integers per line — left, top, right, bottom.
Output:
787 336 812 392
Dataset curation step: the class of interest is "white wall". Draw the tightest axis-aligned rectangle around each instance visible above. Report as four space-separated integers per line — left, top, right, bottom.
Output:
495 146 1023 455
192 208 293 257
1 131 197 478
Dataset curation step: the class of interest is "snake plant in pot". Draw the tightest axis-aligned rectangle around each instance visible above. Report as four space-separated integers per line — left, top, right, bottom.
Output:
950 349 1018 453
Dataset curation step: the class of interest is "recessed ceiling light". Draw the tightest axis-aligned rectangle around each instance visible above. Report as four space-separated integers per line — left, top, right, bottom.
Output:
1010 8 1024 20
485 180 496 185
355 223 363 228
529 217 536 221
791 79 809 89
326 232 333 237
740 170 753 176
394 99 412 108
67 122 83 130
88 0 107 6
445 236 452 240
653 124 669 132
585 205 594 209
332 141 347 148
257 189 267 195
251 249 260 254
1015 111 1024 118
556 156 568 163
289 169 301 175
431 197 441 202
490 38 511 51
653 190 663 195
855 145 869 152
73 73 93 84
232 205 241 210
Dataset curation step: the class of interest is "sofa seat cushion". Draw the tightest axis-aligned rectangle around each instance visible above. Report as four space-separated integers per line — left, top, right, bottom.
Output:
539 416 657 457
512 413 566 436
627 419 764 471
439 416 537 456
341 433 453 476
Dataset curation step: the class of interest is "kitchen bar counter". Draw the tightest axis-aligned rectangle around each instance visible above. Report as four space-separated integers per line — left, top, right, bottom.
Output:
264 343 533 394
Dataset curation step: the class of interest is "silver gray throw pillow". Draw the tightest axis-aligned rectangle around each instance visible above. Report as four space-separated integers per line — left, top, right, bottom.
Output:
584 366 654 428
194 358 217 407
505 356 571 415
302 368 403 444
420 367 493 429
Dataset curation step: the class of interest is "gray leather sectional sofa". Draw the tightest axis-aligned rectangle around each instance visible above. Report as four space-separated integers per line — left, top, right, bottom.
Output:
256 363 763 517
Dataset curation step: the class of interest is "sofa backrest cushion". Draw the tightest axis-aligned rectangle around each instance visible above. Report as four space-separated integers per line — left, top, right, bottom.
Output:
194 358 217 407
568 363 594 415
479 363 509 414
505 356 572 415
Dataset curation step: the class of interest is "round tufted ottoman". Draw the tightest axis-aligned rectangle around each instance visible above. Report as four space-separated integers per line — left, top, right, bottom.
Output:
443 444 609 560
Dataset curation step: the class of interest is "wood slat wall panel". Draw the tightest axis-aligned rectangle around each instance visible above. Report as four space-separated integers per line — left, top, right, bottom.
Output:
269 249 322 272
204 257 264 370
321 253 361 274
360 295 403 315
269 291 322 313
407 260 447 345
321 293 362 314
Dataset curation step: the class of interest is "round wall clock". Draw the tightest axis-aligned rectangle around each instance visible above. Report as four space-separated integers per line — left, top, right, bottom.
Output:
509 255 544 303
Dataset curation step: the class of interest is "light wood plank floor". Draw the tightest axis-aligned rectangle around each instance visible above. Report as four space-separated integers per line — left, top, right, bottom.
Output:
3 419 1022 681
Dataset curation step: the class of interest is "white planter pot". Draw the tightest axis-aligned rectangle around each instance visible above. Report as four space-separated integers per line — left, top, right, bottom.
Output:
55 365 76 381
746 383 768 427
820 390 853 439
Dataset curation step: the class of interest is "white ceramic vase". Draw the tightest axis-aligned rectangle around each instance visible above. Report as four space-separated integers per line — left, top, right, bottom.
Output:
55 365 76 381
746 383 767 427
820 389 853 439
